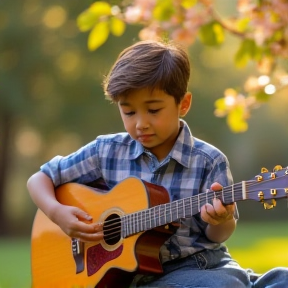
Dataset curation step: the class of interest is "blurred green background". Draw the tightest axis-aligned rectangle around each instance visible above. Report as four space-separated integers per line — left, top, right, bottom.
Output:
0 0 287 287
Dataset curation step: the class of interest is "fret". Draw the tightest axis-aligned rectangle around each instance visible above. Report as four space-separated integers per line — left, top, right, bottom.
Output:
126 181 249 237
181 199 185 218
150 207 155 229
176 201 179 219
169 202 173 222
145 208 150 230
137 211 141 233
183 198 189 217
172 201 178 222
128 214 132 235
134 212 138 233
155 205 160 227
141 210 144 231
125 214 128 236
148 208 152 229
242 181 247 200
131 213 135 234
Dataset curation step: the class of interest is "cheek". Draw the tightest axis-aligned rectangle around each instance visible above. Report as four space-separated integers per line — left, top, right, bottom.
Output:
121 117 134 133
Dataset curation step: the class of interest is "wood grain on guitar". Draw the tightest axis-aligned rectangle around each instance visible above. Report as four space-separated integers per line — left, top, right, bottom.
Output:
31 166 288 288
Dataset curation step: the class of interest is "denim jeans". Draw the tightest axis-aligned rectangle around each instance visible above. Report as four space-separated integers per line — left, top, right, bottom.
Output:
133 248 252 288
253 267 288 288
132 248 288 288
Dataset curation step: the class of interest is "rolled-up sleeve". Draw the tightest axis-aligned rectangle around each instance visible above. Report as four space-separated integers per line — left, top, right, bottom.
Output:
40 140 101 187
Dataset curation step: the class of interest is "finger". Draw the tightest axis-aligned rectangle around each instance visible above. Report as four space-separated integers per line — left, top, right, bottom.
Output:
212 198 229 217
73 208 93 221
210 182 223 192
75 221 103 234
76 231 104 243
200 204 218 225
222 203 235 216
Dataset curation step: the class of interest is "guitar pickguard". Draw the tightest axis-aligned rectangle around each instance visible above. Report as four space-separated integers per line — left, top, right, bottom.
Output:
87 243 123 276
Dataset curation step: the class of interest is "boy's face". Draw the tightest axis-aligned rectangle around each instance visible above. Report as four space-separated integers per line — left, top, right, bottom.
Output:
118 87 191 161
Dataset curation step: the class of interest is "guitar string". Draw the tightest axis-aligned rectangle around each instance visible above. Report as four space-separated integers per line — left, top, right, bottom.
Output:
101 177 288 241
101 184 246 240
102 180 288 240
103 187 288 241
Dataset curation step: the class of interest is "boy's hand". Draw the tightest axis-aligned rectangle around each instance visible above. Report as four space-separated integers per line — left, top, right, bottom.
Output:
49 204 103 242
200 182 235 226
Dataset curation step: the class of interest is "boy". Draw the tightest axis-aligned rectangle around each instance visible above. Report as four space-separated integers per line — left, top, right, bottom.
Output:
27 40 288 287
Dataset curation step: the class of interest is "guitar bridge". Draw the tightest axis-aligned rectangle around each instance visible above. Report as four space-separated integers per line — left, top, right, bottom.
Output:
71 238 84 274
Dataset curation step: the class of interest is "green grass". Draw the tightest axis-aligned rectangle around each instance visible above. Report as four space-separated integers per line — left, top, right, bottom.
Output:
226 221 288 274
0 222 287 288
0 238 31 288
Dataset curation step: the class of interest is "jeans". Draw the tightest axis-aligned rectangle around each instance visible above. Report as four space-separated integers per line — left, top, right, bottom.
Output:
133 248 251 288
253 267 288 288
132 249 288 288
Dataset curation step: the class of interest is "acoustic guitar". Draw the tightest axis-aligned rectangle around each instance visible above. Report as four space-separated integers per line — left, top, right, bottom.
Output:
31 165 288 288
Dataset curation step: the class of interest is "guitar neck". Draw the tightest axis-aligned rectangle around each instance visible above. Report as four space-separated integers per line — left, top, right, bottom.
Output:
121 181 247 238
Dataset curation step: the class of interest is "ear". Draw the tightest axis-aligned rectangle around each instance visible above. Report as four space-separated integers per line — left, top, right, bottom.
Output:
179 92 192 117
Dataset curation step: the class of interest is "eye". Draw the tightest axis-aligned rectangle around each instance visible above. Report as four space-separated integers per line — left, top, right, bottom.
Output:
148 109 161 114
124 111 135 116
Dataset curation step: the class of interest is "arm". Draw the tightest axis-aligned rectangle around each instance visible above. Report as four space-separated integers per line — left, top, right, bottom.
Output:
201 182 236 243
27 171 103 242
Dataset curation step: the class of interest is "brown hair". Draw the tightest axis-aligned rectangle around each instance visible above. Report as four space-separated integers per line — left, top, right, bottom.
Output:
103 40 190 104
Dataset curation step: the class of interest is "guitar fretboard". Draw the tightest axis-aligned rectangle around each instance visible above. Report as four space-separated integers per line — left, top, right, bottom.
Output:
121 181 247 238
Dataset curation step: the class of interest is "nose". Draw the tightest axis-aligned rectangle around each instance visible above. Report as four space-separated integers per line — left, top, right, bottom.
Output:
136 114 149 130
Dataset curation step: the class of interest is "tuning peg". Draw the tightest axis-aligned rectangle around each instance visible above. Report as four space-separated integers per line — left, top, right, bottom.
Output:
261 167 268 173
263 199 276 209
273 165 283 172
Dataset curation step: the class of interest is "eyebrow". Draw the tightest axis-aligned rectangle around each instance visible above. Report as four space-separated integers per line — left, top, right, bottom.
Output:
119 99 164 106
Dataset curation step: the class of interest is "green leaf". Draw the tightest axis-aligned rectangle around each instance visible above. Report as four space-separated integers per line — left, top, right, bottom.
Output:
181 0 197 9
89 1 111 16
235 39 264 68
235 17 250 33
198 21 225 46
153 0 175 21
227 107 248 133
77 10 99 32
77 2 111 32
214 98 226 111
88 21 110 51
254 90 270 102
214 98 228 117
110 17 126 37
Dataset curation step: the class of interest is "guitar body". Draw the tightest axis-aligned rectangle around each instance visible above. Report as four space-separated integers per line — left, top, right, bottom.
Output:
31 166 288 287
31 177 171 288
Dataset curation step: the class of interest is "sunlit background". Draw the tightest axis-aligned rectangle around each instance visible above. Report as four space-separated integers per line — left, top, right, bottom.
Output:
0 0 288 287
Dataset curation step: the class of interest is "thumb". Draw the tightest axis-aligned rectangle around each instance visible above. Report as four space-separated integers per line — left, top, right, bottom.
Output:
73 208 93 221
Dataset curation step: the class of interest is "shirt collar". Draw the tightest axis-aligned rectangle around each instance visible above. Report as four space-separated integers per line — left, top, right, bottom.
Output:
128 119 194 168
169 119 194 168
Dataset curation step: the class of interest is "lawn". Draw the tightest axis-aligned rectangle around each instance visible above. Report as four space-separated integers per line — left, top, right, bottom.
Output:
0 221 287 288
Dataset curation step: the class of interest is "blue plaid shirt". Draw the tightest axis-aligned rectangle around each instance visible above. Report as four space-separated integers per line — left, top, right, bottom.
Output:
41 120 235 262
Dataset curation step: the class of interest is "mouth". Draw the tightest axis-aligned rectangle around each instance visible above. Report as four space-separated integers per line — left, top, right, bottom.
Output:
137 134 154 142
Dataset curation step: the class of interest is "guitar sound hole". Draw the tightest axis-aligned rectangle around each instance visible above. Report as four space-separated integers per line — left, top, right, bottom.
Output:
103 214 121 245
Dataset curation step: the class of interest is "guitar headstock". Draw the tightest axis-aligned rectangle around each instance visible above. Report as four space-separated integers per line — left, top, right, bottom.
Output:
247 165 288 209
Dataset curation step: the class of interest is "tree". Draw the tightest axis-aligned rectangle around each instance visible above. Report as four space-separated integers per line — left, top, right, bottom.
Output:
76 0 288 133
0 0 110 235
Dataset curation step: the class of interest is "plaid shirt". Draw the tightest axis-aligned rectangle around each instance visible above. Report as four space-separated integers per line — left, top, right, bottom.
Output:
41 120 235 262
